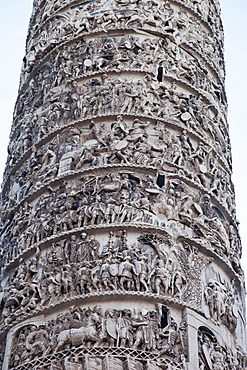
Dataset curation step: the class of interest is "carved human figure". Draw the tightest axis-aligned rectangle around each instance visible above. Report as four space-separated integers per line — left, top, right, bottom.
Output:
118 255 136 290
25 326 49 360
132 310 150 350
100 259 115 290
75 262 92 294
116 309 133 347
61 264 73 295
159 317 178 356
104 309 118 347
133 255 149 292
91 260 102 291
153 259 170 295
211 344 224 370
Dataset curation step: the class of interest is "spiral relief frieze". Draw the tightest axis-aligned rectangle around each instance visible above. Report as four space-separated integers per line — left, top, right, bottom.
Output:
0 0 246 369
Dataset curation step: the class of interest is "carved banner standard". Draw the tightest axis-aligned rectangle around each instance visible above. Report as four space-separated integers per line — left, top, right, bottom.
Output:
0 0 246 369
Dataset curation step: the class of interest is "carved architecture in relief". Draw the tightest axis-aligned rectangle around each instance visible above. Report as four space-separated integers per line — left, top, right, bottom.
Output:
0 0 246 369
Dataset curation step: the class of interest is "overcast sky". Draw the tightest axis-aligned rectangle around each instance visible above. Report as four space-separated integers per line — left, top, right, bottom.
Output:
0 0 247 278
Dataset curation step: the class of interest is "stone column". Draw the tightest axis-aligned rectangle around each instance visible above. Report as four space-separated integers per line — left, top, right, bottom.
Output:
0 0 246 369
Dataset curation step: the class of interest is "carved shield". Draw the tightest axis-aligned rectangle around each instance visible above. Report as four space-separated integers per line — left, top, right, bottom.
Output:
115 140 128 150
232 305 238 318
181 112 191 121
109 263 119 276
84 59 92 67
199 164 207 173
194 203 203 215
106 318 118 339
202 343 212 369
119 122 129 133
145 188 160 194
70 211 78 223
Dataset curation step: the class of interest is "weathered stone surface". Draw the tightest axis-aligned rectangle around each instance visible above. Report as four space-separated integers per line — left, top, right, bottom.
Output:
0 0 246 369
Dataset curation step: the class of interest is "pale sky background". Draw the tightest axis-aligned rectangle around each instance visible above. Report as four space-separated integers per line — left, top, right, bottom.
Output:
0 1 247 280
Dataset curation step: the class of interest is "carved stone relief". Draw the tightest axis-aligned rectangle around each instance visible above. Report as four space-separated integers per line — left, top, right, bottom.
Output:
0 231 211 330
24 0 224 76
12 75 225 139
7 304 187 369
0 163 240 284
29 0 222 41
203 269 244 333
0 169 239 276
0 0 246 368
18 34 225 98
3 116 232 205
198 327 247 370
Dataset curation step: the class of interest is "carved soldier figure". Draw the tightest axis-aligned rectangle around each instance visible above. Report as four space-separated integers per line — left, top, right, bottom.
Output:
75 262 92 294
116 309 133 347
100 258 115 290
152 259 170 295
118 255 136 290
211 344 224 370
134 255 149 292
91 260 102 291
1 0 246 368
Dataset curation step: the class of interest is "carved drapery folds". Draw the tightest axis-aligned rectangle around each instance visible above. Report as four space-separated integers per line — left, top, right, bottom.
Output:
198 327 247 369
0 0 246 369
9 305 187 369
0 231 212 331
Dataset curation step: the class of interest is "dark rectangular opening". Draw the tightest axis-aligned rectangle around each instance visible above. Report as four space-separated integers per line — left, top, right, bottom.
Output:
157 66 163 82
161 306 169 328
157 174 165 188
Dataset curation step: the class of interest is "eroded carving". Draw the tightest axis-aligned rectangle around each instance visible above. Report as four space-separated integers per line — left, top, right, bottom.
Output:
0 231 211 329
198 327 247 370
0 0 245 368
9 305 187 368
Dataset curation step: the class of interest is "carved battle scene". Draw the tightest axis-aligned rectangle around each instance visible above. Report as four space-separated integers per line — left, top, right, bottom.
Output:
0 230 210 331
7 77 229 173
18 33 225 99
0 0 246 369
8 305 187 369
0 167 241 279
198 327 247 369
3 116 233 222
23 0 224 79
